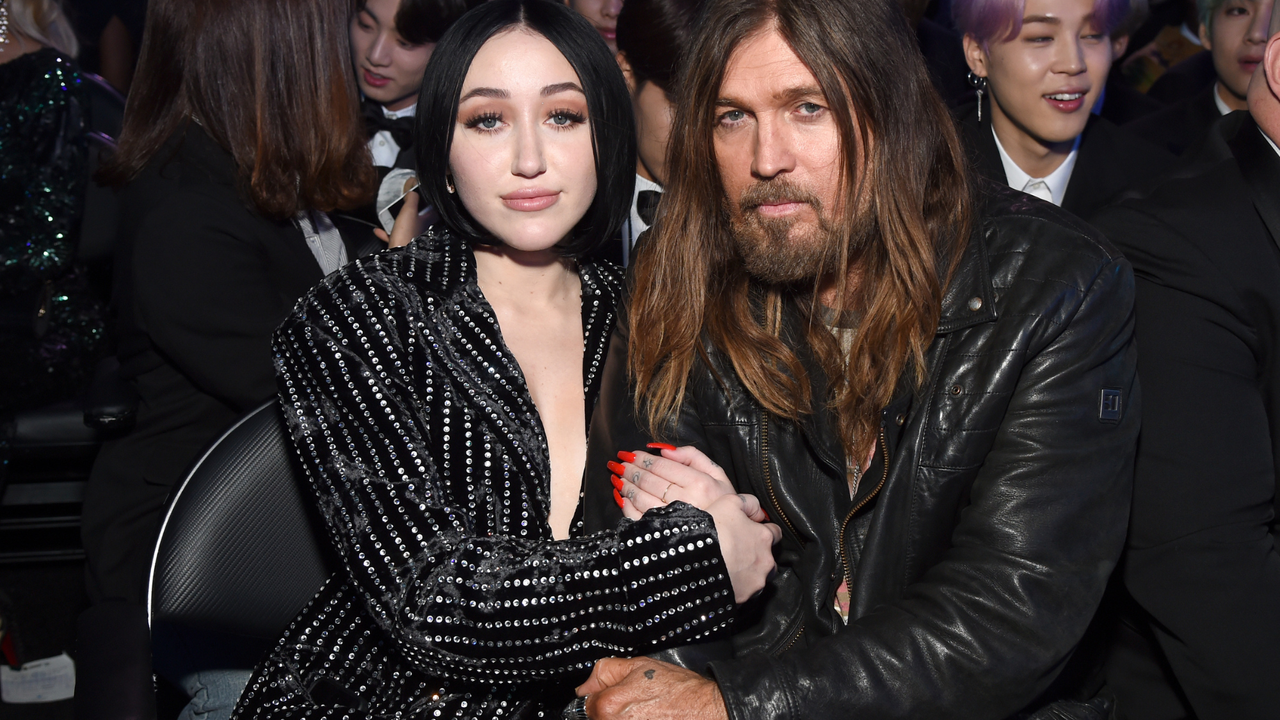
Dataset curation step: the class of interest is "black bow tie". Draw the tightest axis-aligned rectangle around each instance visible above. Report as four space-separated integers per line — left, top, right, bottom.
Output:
636 189 662 227
362 100 415 150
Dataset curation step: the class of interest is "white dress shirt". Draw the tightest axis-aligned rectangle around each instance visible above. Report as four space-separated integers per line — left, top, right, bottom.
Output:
1263 127 1280 159
621 173 663 266
369 103 416 168
993 127 1081 206
1213 82 1234 117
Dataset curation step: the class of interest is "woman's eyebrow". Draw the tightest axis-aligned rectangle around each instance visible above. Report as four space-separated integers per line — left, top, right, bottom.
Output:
542 82 585 97
460 87 510 102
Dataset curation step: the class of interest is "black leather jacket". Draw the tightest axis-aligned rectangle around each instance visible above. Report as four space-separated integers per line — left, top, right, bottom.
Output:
584 184 1138 720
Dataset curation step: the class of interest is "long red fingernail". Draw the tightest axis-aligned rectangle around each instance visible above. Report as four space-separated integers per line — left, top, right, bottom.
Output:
611 474 624 490
647 442 677 451
762 510 770 521
607 461 626 475
614 488 624 508
617 451 636 463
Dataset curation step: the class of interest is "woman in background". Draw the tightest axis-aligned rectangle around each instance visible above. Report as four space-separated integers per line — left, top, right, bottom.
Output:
81 0 375 715
955 0 1173 219
0 0 109 415
234 1 777 716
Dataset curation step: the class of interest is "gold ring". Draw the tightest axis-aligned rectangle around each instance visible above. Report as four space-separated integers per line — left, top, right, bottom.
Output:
662 483 672 503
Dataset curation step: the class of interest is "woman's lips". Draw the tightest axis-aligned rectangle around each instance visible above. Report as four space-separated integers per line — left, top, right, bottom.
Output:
1044 91 1086 113
1240 58 1261 75
502 188 560 212
363 68 391 88
598 27 617 42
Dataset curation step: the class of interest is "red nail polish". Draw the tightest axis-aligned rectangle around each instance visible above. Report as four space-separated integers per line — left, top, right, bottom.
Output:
614 488 624 508
617 451 637 463
762 510 770 521
647 442 677 451
611 474 624 490
607 460 626 475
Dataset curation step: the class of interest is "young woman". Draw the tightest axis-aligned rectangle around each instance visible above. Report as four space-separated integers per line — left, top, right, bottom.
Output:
955 0 1173 219
233 1 779 717
81 0 375 714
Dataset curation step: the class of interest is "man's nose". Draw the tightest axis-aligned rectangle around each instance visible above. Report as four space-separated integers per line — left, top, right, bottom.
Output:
751 117 797 179
1247 0 1273 43
368 33 393 66
1052 37 1087 76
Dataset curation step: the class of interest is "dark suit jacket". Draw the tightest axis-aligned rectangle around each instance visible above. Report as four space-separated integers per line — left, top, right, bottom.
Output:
82 125 362 604
1125 84 1221 157
1092 112 1280 719
1098 75 1165 126
957 102 1175 221
1147 50 1215 105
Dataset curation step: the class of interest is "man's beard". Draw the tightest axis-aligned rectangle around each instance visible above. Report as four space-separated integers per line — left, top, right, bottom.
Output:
728 178 841 285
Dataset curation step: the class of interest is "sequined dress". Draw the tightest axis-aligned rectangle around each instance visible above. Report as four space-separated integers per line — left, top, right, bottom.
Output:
234 229 736 719
0 48 108 413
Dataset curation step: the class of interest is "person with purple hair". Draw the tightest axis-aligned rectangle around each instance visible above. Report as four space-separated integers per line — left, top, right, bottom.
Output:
955 0 1174 220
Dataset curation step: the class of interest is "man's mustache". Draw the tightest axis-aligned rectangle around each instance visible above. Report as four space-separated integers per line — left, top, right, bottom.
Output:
738 180 824 214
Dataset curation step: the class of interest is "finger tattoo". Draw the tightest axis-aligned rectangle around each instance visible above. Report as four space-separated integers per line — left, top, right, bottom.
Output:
632 472 641 483
627 488 636 501
644 669 656 680
642 458 653 469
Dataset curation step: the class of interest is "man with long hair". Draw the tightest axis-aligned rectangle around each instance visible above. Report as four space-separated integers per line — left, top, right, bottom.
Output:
577 0 1138 716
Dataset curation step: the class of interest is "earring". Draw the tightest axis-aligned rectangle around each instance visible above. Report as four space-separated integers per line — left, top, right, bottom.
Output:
0 0 10 45
446 175 455 194
968 72 988 123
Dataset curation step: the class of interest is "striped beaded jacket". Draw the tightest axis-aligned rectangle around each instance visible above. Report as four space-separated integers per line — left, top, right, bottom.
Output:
233 228 736 719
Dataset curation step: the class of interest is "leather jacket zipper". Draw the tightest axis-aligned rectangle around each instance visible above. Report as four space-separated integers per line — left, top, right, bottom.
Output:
761 414 800 542
778 624 806 655
837 425 889 614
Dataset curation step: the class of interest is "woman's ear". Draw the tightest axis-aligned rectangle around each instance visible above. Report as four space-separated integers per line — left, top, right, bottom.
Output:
962 34 989 77
616 51 638 95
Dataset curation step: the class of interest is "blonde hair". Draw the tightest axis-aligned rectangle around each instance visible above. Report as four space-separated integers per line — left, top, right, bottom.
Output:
7 0 80 57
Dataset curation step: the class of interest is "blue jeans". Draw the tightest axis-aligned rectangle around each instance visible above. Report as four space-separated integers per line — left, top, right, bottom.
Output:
176 668 252 720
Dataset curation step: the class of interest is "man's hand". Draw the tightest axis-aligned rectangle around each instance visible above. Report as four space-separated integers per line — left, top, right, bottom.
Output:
576 658 729 720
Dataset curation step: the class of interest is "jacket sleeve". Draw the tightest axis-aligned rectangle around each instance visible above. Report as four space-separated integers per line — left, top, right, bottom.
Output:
1103 206 1280 717
710 245 1138 719
272 257 736 686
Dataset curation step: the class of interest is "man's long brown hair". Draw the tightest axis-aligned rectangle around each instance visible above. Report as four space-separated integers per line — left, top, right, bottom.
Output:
629 0 974 465
99 0 375 219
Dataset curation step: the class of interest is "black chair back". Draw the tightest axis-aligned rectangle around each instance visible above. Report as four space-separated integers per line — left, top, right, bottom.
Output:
148 400 335 639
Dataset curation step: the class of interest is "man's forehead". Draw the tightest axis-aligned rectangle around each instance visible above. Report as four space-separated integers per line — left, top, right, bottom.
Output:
717 26 824 100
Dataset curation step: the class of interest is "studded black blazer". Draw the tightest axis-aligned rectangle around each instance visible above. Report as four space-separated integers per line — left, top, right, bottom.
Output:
233 228 736 719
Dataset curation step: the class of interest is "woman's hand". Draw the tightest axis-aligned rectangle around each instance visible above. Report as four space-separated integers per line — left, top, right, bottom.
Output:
608 444 755 518
706 494 781 603
373 176 425 248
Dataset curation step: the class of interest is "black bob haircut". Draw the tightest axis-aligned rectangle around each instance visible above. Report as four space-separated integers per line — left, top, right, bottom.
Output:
414 0 636 259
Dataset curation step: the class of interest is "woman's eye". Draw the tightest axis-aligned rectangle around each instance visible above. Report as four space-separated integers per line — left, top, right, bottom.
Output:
464 113 503 132
548 110 586 127
718 109 746 125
